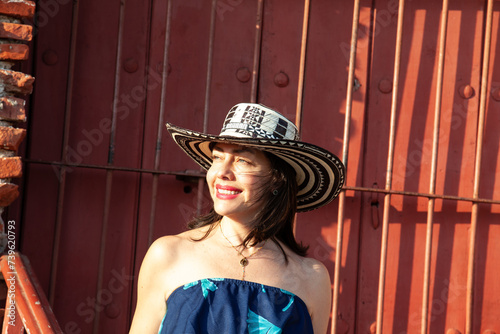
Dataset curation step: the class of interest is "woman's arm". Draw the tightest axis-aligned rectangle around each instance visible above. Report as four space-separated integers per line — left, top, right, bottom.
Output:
129 238 171 334
309 261 332 334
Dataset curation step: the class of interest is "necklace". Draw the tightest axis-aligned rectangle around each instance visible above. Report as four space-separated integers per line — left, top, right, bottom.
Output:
219 223 266 281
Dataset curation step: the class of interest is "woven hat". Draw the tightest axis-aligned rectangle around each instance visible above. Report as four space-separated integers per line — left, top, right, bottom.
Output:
166 103 345 212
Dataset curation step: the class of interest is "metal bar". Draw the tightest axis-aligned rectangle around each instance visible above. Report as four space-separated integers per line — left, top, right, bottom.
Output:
25 159 500 205
376 0 405 332
148 175 160 245
250 0 264 103
93 0 128 330
2 258 24 333
25 159 205 177
93 172 114 333
148 0 173 245
344 186 500 205
466 0 494 332
1 253 64 333
332 194 347 334
10 276 41 333
343 187 471 203
49 0 80 306
331 0 360 332
196 0 217 216
421 1 449 332
202 0 217 134
295 0 310 133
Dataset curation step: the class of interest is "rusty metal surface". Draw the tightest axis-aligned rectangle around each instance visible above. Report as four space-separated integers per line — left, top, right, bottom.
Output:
375 0 406 332
466 1 495 333
421 1 449 331
0 252 63 333
10 0 500 333
331 0 361 332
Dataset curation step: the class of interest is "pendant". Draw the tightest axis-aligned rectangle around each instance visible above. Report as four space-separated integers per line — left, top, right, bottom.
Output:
240 257 249 267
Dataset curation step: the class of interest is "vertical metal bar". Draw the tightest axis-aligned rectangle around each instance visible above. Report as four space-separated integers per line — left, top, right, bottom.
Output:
294 0 310 133
250 0 264 103
49 0 80 306
420 1 449 332
93 176 113 333
148 0 173 245
202 0 217 134
196 0 218 215
376 0 405 332
290 0 311 237
466 0 494 332
331 0 360 332
93 0 128 331
148 178 159 245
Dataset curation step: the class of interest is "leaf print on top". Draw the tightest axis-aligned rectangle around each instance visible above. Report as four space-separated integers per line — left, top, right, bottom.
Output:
183 278 225 299
159 279 313 333
279 289 295 312
247 309 283 334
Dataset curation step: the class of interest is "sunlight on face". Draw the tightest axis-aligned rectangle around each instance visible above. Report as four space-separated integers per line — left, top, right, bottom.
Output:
211 144 270 176
206 143 272 221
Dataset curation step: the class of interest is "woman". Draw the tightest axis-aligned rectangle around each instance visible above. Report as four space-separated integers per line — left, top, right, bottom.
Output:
130 103 345 333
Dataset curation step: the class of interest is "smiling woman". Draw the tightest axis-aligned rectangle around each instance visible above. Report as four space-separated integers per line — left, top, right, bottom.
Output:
129 103 345 334
208 143 271 221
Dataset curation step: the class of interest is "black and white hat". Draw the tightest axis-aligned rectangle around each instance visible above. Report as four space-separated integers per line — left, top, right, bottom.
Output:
166 103 345 212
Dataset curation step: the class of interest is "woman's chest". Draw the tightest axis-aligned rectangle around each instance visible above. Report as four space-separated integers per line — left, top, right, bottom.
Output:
164 244 311 305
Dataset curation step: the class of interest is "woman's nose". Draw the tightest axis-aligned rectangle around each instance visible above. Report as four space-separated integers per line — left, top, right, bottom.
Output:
216 160 235 180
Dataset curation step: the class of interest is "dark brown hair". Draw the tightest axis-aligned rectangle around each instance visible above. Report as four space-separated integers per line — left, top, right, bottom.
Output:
188 150 308 263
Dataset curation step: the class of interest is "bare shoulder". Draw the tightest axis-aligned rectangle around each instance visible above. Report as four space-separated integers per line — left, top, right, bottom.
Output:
138 235 181 276
294 256 332 334
135 234 189 297
129 235 182 334
144 227 210 265
284 251 330 287
300 256 331 286
148 232 186 254
130 228 210 333
142 226 215 289
139 227 211 280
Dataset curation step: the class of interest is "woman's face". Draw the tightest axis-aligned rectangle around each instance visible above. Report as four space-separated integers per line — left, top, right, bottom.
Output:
206 143 272 223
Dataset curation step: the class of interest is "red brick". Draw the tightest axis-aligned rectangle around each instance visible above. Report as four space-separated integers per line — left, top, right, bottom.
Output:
0 183 19 206
0 0 35 19
0 156 22 178
0 22 32 41
0 43 29 61
0 126 25 151
0 96 26 122
0 69 34 95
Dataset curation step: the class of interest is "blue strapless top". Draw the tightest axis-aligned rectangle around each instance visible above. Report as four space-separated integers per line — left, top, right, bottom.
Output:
158 278 313 333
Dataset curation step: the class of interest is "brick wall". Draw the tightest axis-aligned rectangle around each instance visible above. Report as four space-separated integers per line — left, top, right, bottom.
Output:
0 0 35 245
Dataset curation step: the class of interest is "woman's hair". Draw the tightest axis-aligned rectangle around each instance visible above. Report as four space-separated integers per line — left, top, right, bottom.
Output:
188 150 308 262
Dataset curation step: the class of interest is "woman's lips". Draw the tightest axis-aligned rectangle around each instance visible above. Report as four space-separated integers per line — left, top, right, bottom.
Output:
216 185 242 199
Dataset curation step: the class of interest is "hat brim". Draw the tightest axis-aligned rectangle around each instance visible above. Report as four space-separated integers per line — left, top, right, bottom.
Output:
166 123 345 212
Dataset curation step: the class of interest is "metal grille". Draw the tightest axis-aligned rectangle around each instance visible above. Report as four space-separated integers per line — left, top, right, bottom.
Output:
19 0 500 332
331 0 499 333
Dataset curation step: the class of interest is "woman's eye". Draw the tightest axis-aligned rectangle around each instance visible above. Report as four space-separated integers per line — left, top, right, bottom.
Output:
212 154 221 160
237 158 250 164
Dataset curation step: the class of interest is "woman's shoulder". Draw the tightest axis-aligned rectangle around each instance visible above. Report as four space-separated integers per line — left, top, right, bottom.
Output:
301 256 330 282
277 242 330 284
145 226 213 262
284 254 331 332
283 252 330 295
140 226 216 292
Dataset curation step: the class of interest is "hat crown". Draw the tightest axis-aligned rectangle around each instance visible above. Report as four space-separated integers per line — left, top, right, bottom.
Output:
219 103 299 141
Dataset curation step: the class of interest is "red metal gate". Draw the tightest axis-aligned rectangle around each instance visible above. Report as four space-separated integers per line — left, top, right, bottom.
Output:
9 0 500 333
